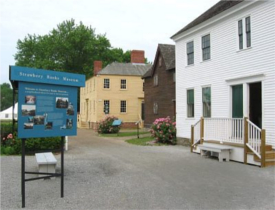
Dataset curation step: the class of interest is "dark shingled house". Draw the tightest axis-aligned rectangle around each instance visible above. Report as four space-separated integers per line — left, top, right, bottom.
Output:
142 44 175 127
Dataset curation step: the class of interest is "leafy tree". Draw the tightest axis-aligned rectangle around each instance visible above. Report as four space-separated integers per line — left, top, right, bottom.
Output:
14 19 143 111
1 83 16 111
14 19 132 79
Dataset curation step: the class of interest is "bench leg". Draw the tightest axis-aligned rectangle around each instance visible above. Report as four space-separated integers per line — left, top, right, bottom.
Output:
38 164 48 178
201 150 208 156
48 164 56 180
38 164 56 179
219 151 230 162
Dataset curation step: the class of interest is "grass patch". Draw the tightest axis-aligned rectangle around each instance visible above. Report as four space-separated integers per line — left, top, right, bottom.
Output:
126 136 165 146
99 131 149 137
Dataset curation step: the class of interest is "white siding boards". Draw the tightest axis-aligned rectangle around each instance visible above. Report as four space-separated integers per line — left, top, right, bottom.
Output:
173 1 275 148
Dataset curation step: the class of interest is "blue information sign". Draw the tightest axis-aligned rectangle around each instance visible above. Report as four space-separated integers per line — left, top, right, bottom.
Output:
10 66 85 138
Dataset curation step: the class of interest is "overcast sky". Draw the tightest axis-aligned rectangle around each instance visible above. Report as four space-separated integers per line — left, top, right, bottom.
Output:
0 0 219 84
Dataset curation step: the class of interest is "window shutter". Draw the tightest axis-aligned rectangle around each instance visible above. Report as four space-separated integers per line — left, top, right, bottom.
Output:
187 90 194 104
232 85 243 118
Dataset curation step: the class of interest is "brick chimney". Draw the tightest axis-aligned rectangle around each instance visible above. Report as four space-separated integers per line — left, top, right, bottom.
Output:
131 50 145 64
94 61 102 76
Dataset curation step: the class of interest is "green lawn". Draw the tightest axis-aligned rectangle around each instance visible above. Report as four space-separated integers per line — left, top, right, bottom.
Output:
99 131 149 137
126 136 165 146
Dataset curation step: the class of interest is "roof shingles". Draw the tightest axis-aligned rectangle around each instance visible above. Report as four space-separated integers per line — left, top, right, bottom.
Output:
98 63 152 76
171 0 244 39
142 44 175 78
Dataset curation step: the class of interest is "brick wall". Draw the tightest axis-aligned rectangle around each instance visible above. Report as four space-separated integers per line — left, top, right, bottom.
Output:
94 61 102 76
131 50 145 63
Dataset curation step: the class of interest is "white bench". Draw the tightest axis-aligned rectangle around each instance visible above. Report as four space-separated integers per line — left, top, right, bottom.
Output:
35 152 57 179
198 144 233 162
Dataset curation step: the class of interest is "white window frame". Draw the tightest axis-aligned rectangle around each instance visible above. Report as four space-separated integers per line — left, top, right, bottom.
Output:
153 102 158 115
120 79 127 90
103 78 110 89
154 74 158 86
159 57 162 66
202 86 211 118
120 100 127 113
201 34 211 61
186 40 194 65
187 89 195 118
103 100 110 114
236 15 252 51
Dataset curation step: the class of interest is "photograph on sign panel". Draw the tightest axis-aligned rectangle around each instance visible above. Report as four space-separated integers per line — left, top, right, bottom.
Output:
28 116 34 123
56 97 69 108
66 119 73 129
24 123 34 129
25 95 36 104
22 105 36 116
60 124 66 130
67 103 74 115
45 122 53 130
33 115 45 125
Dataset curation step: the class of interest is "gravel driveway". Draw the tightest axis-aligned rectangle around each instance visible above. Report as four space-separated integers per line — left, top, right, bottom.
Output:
1 129 275 209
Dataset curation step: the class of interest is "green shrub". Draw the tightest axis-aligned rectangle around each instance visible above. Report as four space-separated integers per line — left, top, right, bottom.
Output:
1 132 62 155
150 117 177 144
25 137 61 152
98 115 121 134
2 146 16 155
1 122 17 139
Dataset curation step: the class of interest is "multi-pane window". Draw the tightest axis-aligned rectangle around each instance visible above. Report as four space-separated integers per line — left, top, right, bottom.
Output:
246 16 251 48
154 74 158 86
103 100 110 114
238 20 243 49
202 87 211 117
104 78 110 89
202 34 211 61
187 89 194 117
238 16 251 50
187 41 194 65
120 100 126 113
121 79 127 89
153 102 158 114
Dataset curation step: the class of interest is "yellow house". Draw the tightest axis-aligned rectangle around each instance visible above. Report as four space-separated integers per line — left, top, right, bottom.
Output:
79 50 152 129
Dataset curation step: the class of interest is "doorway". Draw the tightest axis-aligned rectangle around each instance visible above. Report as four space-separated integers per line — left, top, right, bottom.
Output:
141 101 145 121
249 82 262 128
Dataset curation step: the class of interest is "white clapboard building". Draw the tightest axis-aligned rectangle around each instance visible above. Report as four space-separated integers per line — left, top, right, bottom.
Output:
171 0 275 166
0 103 18 120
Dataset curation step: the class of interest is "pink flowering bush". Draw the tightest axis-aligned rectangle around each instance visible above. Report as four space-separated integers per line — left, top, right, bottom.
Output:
2 133 16 147
1 133 19 155
150 116 176 144
98 115 121 134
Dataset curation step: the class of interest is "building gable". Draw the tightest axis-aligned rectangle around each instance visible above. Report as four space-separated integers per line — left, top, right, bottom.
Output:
142 44 175 79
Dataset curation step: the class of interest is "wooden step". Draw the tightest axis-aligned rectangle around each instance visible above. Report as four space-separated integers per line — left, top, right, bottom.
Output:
263 145 273 151
253 157 275 167
253 151 275 162
265 159 275 167
266 151 275 159
247 144 272 152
